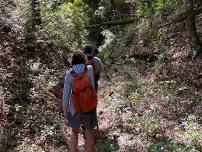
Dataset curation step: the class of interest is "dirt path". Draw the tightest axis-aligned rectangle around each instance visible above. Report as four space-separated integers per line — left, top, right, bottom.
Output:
59 78 143 152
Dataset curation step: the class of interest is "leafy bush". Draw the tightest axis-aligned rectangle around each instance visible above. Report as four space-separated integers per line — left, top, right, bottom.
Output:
16 0 91 49
39 0 91 48
136 0 182 18
136 1 154 18
99 24 137 69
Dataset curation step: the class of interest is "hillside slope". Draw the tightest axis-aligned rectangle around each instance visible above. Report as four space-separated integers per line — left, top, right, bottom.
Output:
97 12 202 151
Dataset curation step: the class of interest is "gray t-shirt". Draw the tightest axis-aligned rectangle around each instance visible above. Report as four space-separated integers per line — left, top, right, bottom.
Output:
92 56 103 75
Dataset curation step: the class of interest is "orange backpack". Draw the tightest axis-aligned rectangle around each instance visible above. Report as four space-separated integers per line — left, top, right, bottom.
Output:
71 68 97 113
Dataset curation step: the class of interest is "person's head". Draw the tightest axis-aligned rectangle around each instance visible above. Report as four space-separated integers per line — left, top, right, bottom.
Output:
83 45 94 59
71 51 86 66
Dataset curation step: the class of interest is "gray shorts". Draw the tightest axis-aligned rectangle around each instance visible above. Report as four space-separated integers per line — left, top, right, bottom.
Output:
67 109 97 129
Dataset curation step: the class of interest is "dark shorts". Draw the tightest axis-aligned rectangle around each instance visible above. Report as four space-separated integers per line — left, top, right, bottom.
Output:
67 109 97 129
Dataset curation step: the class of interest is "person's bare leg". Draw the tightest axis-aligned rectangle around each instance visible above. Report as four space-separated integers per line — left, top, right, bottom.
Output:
84 129 94 152
70 128 79 152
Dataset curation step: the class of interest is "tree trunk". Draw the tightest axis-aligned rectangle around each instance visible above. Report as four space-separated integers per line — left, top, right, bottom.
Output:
31 0 41 30
185 0 202 60
23 0 42 53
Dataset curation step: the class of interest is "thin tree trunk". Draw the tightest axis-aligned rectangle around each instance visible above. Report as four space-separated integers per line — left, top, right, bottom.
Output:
23 0 41 54
31 0 41 30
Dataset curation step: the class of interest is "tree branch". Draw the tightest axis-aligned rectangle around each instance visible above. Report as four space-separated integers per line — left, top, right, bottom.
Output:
85 18 135 28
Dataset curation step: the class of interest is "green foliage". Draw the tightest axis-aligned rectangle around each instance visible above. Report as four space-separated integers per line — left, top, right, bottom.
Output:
182 115 201 148
149 139 178 152
154 0 179 12
39 0 91 48
91 0 127 22
151 28 164 40
94 0 112 20
100 137 118 152
17 0 91 48
99 47 111 67
136 1 154 18
148 139 201 152
99 24 137 70
99 29 115 65
136 0 182 18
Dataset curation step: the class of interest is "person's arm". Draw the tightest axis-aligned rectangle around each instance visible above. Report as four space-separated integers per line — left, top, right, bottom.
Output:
93 57 103 76
62 72 72 118
98 57 103 74
87 65 95 88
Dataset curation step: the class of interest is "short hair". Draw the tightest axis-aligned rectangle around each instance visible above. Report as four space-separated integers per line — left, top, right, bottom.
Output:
83 45 93 56
71 51 86 65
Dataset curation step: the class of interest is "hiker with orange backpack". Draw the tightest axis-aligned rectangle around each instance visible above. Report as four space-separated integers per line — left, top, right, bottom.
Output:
62 51 97 152
83 45 102 91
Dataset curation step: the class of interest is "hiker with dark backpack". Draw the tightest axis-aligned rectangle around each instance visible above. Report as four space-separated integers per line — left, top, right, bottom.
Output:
83 45 102 91
83 45 103 136
62 51 97 152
